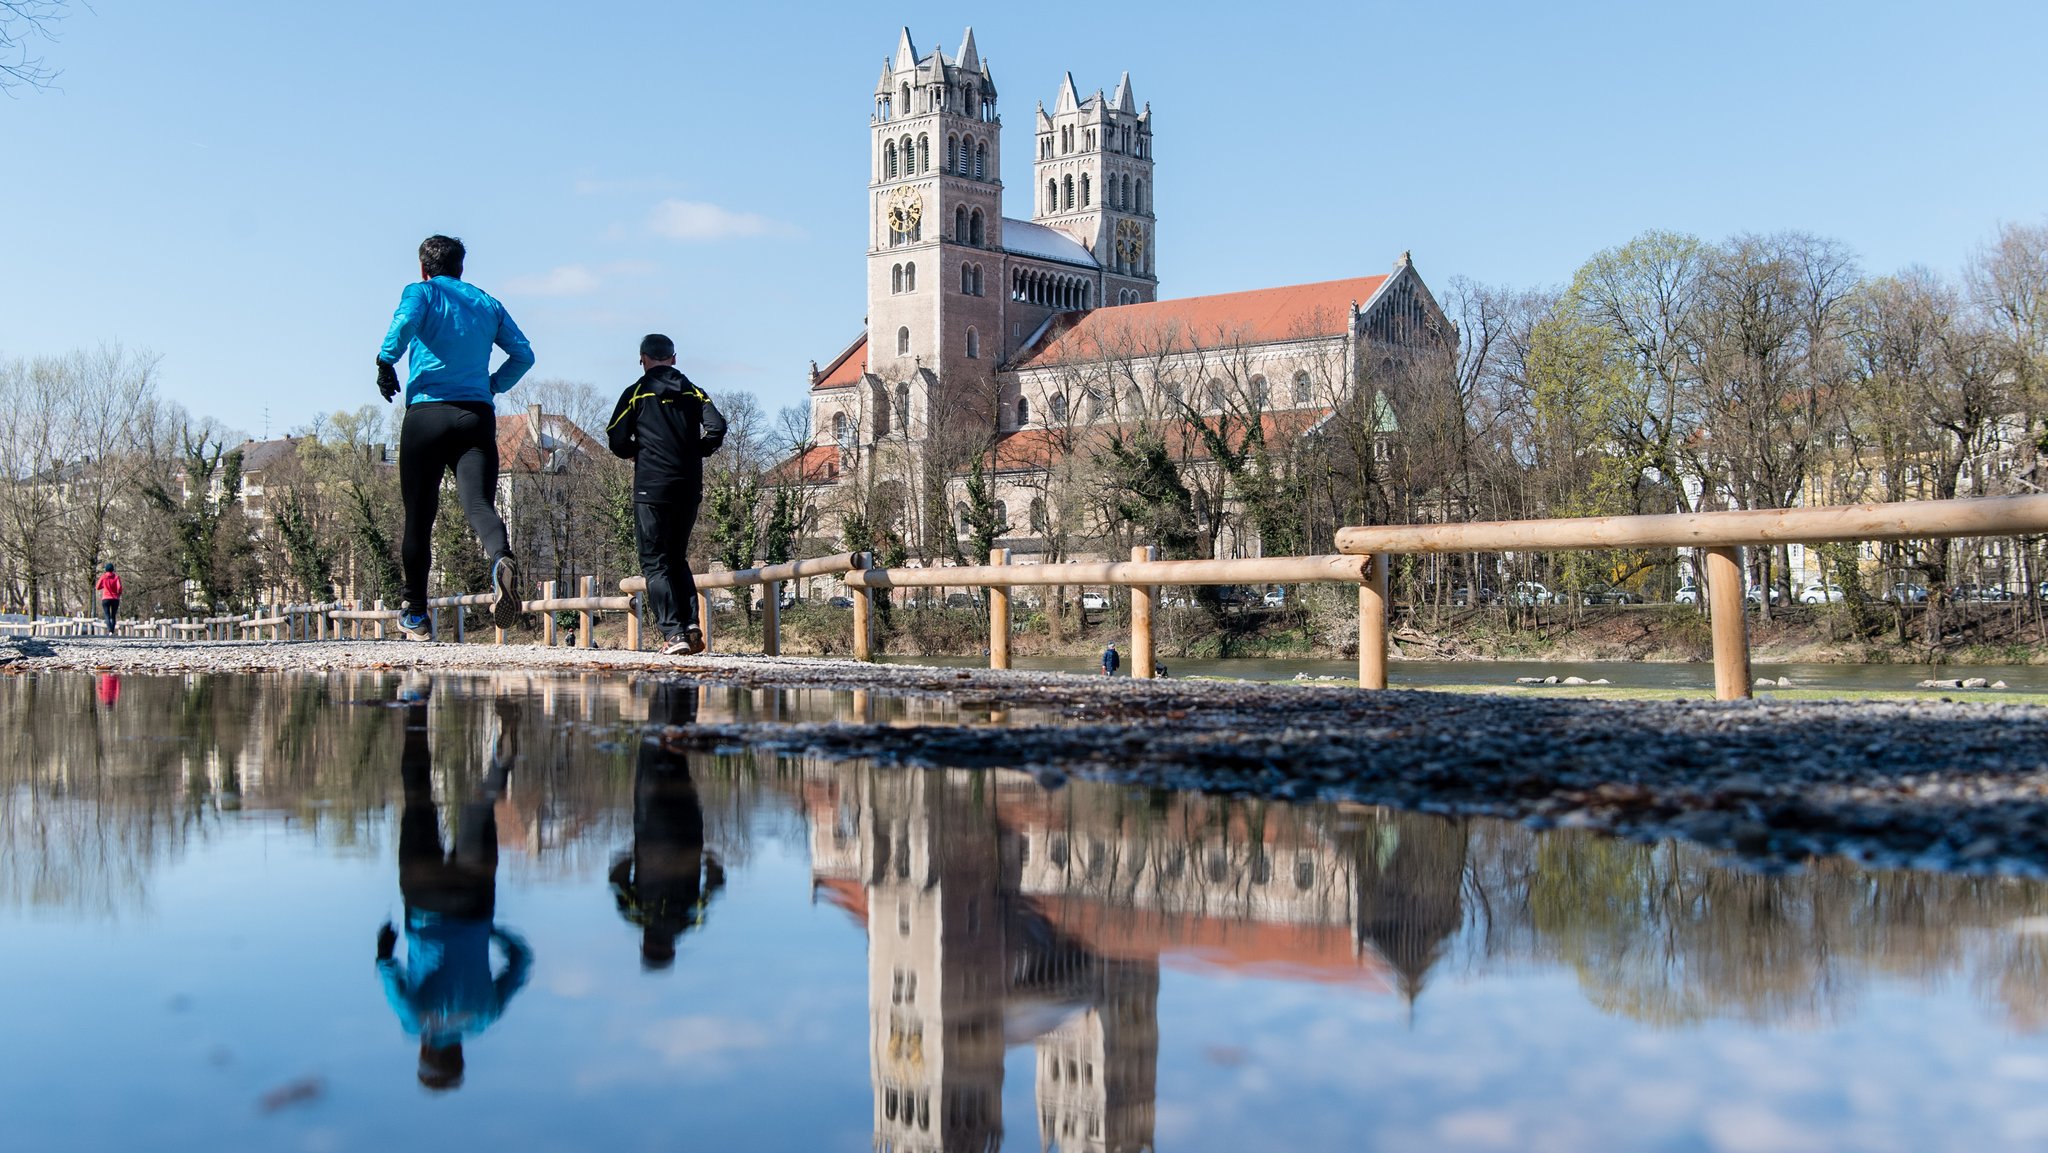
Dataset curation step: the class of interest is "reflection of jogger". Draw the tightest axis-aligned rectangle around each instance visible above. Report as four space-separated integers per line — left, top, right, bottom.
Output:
376 691 531 1091
611 681 725 970
376 235 534 642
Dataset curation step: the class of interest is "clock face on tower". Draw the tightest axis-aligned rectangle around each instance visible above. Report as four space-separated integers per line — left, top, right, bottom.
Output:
1114 219 1145 265
887 189 923 235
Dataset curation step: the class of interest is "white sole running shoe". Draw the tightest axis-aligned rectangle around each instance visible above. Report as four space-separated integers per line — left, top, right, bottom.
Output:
397 613 433 642
490 556 522 629
661 635 693 656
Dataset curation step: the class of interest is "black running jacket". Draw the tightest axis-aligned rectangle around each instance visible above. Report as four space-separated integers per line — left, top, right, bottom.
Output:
606 367 728 503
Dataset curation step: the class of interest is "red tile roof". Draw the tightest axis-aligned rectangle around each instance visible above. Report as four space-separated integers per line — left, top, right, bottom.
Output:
767 444 843 486
1012 275 1389 370
496 411 605 473
812 333 868 390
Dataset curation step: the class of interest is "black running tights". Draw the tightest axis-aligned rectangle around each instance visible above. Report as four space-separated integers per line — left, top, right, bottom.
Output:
399 401 510 611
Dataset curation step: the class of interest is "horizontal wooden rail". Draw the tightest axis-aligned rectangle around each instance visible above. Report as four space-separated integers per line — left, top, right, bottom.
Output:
523 594 633 613
846 553 1369 590
1334 494 2048 555
622 551 862 595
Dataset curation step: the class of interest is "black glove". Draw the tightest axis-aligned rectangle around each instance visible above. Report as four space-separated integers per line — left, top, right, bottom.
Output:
377 921 398 960
376 360 399 402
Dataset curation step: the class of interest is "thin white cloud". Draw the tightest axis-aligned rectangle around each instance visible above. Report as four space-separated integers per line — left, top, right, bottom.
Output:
648 198 799 242
502 259 659 299
504 264 603 298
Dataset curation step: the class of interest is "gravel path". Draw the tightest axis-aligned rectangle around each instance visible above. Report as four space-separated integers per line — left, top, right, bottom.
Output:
14 636 2048 873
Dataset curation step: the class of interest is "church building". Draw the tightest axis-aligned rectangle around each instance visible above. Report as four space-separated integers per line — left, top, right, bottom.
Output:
796 27 1451 563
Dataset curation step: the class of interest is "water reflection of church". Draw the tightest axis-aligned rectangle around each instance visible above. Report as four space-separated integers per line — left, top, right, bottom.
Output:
799 762 1466 1153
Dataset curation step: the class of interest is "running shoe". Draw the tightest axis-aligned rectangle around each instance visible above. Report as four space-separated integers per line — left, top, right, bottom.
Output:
490 556 522 629
681 625 704 655
397 609 433 642
661 633 693 656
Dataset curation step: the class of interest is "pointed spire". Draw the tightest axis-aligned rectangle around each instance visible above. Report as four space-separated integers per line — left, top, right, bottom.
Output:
892 27 918 73
924 43 947 78
1055 71 1080 113
874 61 892 97
956 27 980 72
1112 71 1136 112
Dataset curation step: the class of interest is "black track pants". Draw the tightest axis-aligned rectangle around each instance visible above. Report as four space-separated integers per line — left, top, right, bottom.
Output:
635 496 701 637
399 401 511 611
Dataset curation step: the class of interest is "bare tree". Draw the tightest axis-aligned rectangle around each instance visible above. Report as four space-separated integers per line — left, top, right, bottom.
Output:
1 1 69 93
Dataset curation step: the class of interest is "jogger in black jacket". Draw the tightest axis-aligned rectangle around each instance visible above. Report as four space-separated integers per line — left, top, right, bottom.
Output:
607 334 727 655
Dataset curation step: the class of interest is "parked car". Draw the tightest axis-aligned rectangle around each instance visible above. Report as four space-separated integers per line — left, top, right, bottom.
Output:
1799 581 1845 604
1882 583 1928 605
1445 584 1496 607
1952 583 2014 602
826 595 854 608
944 592 977 609
1505 581 1551 607
1215 585 1252 607
1261 586 1288 608
1079 591 1109 611
1578 585 1640 605
1743 585 1788 607
1674 583 1701 605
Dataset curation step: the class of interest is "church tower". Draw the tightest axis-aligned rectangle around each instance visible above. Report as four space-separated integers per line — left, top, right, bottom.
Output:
867 28 1007 447
1033 72 1156 306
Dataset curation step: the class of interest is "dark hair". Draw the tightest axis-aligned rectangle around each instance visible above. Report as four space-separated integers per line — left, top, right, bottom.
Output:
418 1041 465 1091
640 333 676 361
418 235 465 279
103 563 115 573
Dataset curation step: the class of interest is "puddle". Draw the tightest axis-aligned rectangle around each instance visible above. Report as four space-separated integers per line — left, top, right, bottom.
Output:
6 671 2048 1151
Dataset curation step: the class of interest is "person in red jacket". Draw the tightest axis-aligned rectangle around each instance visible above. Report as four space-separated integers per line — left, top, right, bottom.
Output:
94 564 122 636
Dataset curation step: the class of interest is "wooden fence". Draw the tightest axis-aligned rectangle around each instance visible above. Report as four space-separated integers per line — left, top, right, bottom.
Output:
14 495 2045 701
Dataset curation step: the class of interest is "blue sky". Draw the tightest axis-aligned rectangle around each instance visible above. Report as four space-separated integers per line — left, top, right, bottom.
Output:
2 0 2044 438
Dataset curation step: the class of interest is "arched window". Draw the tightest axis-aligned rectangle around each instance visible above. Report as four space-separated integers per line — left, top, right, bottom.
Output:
969 209 984 246
994 500 1008 529
1251 375 1269 408
1081 174 1091 207
904 262 916 291
895 382 910 431
954 205 967 242
832 411 849 444
973 265 984 295
1292 371 1313 405
1126 384 1143 413
1017 396 1030 426
884 141 897 179
965 327 979 359
900 83 910 113
1062 176 1073 210
917 134 929 172
1164 380 1184 407
1046 179 1056 212
1208 379 1227 410
1049 394 1069 422
1086 388 1104 422
974 141 986 179
956 502 971 535
961 264 973 293
1136 178 1146 214
897 327 911 356
892 264 903 294
1029 497 1047 531
946 135 958 172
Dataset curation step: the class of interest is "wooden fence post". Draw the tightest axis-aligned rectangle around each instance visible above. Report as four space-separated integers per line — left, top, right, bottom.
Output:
577 576 595 650
372 599 387 641
1358 554 1388 690
624 594 641 652
1130 545 1157 678
454 602 465 644
696 591 713 652
989 549 1011 670
541 581 558 646
1705 546 1752 700
764 580 781 657
852 553 872 662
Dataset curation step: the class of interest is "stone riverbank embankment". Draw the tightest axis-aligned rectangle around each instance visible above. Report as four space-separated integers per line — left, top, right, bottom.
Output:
12 637 2048 874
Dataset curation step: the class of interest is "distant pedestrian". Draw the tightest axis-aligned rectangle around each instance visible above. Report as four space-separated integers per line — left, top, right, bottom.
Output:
94 563 122 635
376 234 535 642
1101 643 1120 676
607 334 727 656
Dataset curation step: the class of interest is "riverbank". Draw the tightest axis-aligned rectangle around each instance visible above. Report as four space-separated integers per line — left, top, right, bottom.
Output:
15 635 2048 873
